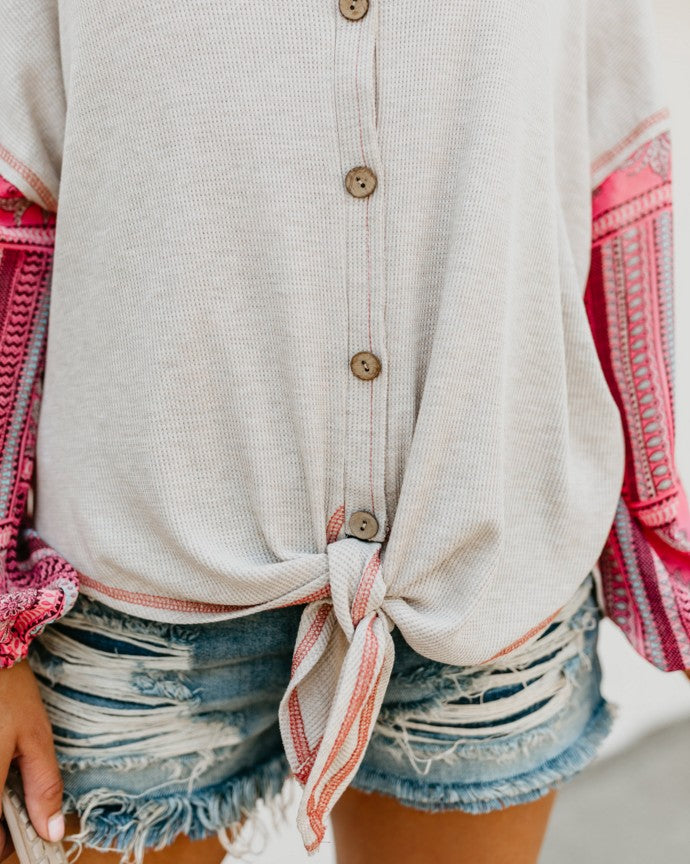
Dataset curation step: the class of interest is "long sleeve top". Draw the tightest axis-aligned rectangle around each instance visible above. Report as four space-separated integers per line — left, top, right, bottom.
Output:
1 0 689 853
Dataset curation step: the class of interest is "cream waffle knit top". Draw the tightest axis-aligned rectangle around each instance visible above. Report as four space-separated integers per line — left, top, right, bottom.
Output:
0 0 677 850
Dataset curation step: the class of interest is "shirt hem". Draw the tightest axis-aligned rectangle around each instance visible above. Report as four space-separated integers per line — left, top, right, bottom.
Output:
0 143 58 212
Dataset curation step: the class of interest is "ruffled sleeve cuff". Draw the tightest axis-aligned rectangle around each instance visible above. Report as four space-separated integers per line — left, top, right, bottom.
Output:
598 485 690 671
0 529 80 667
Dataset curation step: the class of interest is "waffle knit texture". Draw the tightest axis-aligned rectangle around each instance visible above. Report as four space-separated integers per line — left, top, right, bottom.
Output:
1 0 690 853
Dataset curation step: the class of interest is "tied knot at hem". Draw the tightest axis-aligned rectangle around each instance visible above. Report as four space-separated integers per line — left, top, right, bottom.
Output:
327 534 394 639
277 536 396 854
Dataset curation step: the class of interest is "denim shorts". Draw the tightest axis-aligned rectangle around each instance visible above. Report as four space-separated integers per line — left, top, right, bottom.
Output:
27 571 614 864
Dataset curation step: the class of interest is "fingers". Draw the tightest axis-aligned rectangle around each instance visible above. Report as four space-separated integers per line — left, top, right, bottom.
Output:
15 714 65 844
0 660 65 845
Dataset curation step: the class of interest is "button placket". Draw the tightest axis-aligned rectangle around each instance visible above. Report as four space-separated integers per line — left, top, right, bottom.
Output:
334 0 388 543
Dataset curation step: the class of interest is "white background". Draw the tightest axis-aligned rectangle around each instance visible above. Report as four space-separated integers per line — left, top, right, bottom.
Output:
238 3 690 861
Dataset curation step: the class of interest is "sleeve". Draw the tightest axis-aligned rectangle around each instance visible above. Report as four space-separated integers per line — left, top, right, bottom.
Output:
0 175 79 668
0 1 65 211
583 0 690 671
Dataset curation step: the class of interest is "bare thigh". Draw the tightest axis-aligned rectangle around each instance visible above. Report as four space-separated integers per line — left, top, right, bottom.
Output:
330 786 558 864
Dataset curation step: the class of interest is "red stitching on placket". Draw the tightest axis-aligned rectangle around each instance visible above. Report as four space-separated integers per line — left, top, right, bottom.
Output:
353 18 377 518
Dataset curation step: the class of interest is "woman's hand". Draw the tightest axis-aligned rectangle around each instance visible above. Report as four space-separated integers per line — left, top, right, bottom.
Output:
0 659 65 859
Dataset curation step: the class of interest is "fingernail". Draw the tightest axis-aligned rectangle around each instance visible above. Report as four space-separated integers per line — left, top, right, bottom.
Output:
47 812 65 843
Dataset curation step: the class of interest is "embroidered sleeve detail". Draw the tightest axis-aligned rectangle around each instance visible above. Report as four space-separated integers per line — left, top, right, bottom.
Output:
0 175 79 668
585 130 690 671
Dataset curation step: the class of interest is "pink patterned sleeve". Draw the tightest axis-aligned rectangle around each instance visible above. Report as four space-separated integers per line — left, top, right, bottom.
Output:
584 130 690 671
0 175 79 669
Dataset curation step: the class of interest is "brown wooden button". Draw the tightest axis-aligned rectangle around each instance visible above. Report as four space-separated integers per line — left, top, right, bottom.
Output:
345 166 377 198
350 351 381 381
339 0 369 21
348 510 379 540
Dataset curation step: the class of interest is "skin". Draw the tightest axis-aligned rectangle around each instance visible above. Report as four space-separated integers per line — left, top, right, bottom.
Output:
1 664 689 863
0 661 66 857
330 786 558 864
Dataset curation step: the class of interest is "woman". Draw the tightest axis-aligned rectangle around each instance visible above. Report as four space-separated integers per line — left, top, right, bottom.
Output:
1 2 689 862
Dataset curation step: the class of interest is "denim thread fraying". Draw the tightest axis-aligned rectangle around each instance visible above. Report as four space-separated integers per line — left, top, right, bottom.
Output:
62 754 293 864
351 697 617 813
372 579 601 776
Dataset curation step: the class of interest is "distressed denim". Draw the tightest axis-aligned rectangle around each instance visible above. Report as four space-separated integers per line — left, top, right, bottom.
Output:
27 571 614 864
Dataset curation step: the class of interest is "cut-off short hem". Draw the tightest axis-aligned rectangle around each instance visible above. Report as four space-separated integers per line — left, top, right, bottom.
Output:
347 696 616 815
60 753 294 864
27 570 614 863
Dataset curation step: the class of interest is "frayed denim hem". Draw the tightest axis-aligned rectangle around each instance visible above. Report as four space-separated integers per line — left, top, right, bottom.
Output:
348 697 616 815
61 752 294 864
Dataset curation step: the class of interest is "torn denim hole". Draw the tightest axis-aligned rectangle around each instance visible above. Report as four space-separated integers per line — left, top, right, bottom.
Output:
32 620 198 704
374 579 600 776
35 686 246 773
28 621 245 777
62 594 201 648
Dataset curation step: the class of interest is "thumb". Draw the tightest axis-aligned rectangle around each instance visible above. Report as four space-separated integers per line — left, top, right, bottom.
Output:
16 720 65 844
